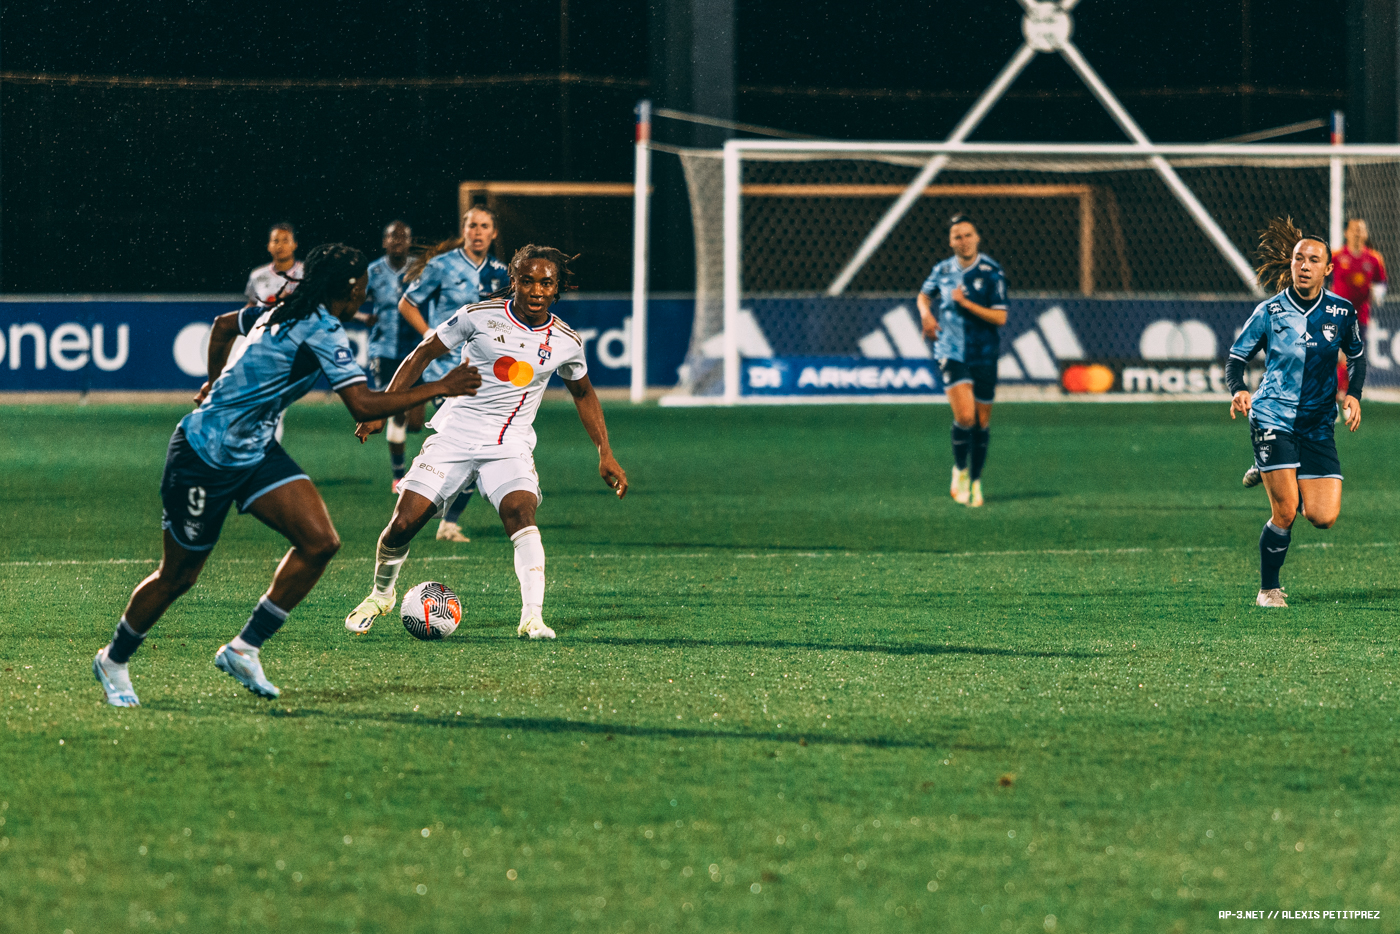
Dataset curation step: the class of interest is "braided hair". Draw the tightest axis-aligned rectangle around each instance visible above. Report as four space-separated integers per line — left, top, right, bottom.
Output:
265 243 367 328
482 243 579 301
1254 217 1329 295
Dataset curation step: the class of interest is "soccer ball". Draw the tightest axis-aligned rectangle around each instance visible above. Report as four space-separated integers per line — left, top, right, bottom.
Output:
401 581 462 641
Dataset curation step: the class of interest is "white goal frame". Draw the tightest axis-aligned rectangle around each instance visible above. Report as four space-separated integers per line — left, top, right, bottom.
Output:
712 140 1400 404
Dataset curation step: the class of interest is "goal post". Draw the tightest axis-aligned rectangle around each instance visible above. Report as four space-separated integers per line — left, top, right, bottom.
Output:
665 140 1400 404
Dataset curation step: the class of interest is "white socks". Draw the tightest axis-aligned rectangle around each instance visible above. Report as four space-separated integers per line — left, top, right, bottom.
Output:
373 528 411 597
511 526 545 614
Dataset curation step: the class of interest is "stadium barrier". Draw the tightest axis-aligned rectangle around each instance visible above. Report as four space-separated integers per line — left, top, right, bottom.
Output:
673 295 1400 401
3 295 1394 397
0 295 693 393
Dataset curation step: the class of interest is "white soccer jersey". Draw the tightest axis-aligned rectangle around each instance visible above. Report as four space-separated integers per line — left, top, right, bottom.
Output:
245 260 305 305
427 298 588 449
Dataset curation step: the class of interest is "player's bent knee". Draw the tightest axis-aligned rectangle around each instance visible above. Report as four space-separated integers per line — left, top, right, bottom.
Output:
158 564 202 595
303 533 342 565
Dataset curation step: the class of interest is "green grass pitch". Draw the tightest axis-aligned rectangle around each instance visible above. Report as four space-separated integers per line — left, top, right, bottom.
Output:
2 399 1399 933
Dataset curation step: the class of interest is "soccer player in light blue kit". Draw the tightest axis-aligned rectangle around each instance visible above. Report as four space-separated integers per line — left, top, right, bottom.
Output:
917 215 1008 508
92 244 481 707
398 206 510 541
365 220 422 492
1227 219 1366 608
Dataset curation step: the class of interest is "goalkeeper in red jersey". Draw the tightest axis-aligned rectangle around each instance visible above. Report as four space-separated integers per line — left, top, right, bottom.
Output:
1332 218 1386 398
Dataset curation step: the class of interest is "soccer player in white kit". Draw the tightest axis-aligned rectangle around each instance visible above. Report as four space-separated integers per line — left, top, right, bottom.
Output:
344 245 628 640
245 223 304 305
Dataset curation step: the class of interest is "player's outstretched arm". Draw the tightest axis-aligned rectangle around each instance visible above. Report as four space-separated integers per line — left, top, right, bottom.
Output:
195 310 245 404
345 333 478 430
562 375 627 498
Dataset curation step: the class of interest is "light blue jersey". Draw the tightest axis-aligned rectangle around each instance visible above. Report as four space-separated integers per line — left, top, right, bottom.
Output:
1229 287 1363 437
921 253 1007 365
364 256 415 361
180 306 367 468
403 248 509 382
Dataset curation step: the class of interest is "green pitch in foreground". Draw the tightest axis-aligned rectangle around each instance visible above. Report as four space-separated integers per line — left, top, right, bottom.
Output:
2 400 1399 934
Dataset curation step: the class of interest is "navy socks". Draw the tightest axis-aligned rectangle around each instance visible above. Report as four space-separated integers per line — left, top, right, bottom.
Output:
1259 521 1291 590
390 450 405 480
444 492 472 524
951 423 972 471
106 618 146 664
236 596 289 650
971 427 991 481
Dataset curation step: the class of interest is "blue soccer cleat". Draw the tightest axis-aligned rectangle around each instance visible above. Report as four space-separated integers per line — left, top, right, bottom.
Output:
214 644 280 698
93 648 140 707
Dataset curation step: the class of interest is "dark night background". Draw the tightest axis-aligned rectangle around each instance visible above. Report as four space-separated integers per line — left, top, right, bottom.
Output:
0 0 1382 293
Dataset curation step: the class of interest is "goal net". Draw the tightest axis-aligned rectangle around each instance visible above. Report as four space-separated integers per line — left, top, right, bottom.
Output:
670 143 1400 402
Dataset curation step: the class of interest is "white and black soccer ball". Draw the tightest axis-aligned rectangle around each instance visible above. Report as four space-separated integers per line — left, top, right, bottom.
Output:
401 581 462 641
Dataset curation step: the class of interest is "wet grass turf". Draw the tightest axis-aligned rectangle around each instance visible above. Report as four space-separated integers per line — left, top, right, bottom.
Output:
2 399 1399 933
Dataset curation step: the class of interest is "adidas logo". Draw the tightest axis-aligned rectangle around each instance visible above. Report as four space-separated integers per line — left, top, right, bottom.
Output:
857 306 932 359
996 306 1084 380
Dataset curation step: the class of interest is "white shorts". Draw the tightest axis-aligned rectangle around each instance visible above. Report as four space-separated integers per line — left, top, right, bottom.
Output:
398 433 542 513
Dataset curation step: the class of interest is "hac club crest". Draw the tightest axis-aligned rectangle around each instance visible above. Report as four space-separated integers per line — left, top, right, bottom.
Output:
1322 323 1338 343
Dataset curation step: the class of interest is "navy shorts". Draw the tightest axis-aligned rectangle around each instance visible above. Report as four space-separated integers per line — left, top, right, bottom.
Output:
160 429 309 551
1251 424 1342 480
938 359 997 403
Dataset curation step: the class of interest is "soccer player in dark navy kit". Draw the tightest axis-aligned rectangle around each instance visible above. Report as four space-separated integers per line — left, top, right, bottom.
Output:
398 206 510 541
917 215 1008 508
92 244 481 707
364 220 422 492
1228 219 1366 608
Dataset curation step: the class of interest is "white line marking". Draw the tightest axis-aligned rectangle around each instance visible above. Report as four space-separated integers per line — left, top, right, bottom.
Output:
4 542 1395 569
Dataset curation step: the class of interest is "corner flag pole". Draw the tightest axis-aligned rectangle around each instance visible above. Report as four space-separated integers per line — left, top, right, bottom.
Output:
630 100 652 404
1329 110 1345 249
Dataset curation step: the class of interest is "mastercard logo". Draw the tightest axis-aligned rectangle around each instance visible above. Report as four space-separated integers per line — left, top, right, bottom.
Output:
1061 364 1115 393
493 356 535 387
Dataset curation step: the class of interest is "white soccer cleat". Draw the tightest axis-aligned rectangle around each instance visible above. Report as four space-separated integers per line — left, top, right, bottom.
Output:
214 644 280 698
1255 588 1288 608
968 479 984 508
517 611 556 641
950 466 971 504
436 520 470 543
345 590 396 634
1242 465 1262 488
93 648 140 708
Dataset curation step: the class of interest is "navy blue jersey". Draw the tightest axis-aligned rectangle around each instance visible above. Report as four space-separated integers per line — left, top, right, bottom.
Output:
921 253 1007 366
180 305 367 468
1229 287 1364 437
364 256 417 360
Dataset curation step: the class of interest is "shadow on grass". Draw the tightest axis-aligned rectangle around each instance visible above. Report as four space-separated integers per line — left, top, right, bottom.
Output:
270 706 990 751
983 490 1060 503
450 633 1101 659
1285 588 1400 606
